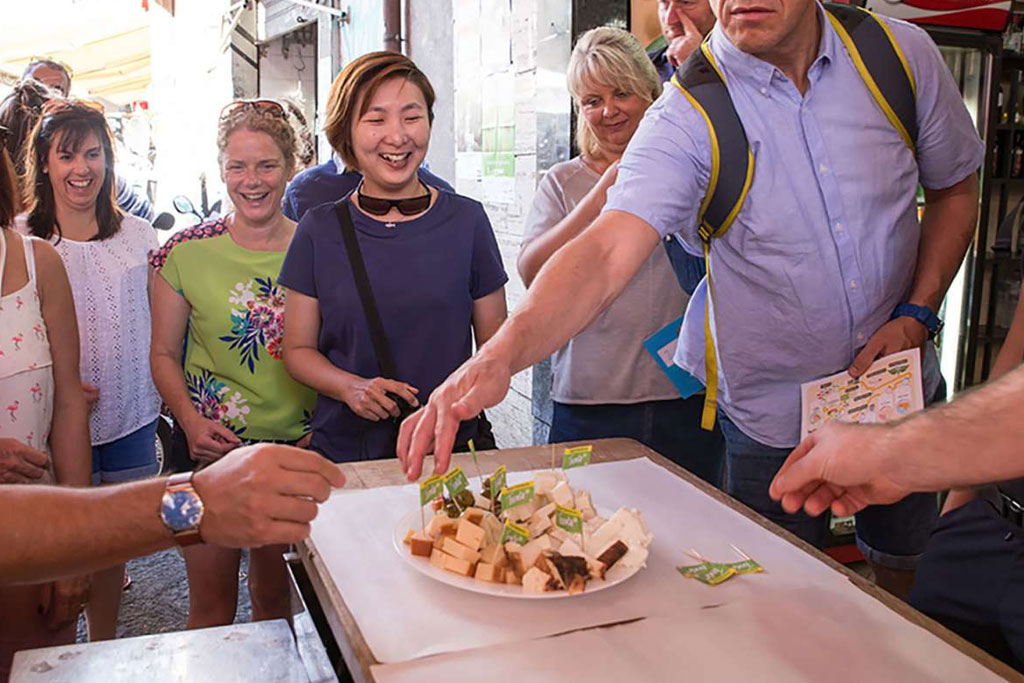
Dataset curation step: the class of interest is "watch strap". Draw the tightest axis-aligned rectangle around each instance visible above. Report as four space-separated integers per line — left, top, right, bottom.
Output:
891 302 943 339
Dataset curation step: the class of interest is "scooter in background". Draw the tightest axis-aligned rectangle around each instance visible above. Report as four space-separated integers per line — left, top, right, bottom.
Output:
172 173 223 226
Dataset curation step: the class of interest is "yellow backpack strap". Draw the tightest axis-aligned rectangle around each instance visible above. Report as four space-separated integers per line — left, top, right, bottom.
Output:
671 42 754 430
825 3 918 153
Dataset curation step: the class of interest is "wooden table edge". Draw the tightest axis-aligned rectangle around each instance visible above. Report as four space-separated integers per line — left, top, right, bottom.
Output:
302 437 1023 682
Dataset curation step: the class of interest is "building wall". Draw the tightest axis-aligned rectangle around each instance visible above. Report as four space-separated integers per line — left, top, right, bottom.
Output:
259 26 318 162
407 0 456 184
450 0 571 447
149 0 236 219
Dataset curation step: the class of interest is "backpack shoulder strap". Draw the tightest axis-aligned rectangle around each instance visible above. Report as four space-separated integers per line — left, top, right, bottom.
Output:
670 42 754 244
824 3 918 153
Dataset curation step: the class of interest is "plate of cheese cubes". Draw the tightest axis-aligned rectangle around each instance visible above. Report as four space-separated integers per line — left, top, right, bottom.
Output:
394 470 653 598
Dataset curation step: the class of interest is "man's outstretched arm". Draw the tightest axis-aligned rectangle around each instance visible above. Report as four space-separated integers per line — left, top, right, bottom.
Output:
397 211 662 480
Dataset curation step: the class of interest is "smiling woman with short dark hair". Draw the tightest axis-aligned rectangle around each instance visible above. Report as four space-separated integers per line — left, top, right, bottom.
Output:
280 52 508 462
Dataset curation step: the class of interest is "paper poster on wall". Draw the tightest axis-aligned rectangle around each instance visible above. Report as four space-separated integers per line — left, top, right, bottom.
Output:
480 71 515 205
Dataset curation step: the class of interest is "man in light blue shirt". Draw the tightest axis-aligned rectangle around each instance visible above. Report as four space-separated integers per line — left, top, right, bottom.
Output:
399 0 982 597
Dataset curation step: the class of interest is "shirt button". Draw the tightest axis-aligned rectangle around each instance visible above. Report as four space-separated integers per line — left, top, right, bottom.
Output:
819 163 829 175
857 332 865 343
760 87 768 95
850 280 858 290
834 222 843 232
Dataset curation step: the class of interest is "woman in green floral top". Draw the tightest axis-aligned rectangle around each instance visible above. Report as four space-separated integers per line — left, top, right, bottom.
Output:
149 99 315 628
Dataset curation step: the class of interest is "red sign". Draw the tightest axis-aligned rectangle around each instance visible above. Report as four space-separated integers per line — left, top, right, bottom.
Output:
864 0 1011 32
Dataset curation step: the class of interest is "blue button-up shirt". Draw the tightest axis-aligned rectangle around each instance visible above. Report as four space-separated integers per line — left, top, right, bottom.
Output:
605 9 983 448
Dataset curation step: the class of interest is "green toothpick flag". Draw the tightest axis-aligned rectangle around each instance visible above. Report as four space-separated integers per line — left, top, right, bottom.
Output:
443 466 470 498
562 445 592 469
499 519 530 546
499 481 535 512
489 464 507 498
419 475 444 507
553 505 583 534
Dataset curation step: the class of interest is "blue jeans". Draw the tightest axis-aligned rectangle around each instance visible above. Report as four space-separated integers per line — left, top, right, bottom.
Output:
549 396 725 487
718 378 946 570
91 419 159 485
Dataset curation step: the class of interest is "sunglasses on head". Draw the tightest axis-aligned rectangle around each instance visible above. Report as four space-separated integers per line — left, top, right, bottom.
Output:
219 99 286 122
356 181 431 216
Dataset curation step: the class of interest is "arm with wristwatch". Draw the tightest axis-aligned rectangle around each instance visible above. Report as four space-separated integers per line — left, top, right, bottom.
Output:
0 443 345 585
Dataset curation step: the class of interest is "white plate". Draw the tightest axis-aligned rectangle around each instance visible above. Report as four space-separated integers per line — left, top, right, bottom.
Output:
392 507 642 599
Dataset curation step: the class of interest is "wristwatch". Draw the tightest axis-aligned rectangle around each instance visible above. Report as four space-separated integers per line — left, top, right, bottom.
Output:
160 471 205 546
891 302 943 340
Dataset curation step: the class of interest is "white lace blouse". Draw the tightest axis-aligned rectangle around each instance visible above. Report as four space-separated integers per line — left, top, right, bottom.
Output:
16 214 161 445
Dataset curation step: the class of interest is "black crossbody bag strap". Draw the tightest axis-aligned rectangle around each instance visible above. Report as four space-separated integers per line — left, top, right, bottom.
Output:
334 199 397 379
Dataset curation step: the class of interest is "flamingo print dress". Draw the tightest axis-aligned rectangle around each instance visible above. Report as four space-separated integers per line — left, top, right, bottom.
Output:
0 234 53 455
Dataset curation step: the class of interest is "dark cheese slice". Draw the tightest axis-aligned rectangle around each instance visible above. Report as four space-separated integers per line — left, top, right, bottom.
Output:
596 540 628 570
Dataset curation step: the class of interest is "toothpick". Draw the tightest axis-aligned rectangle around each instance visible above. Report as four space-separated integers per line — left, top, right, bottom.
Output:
467 439 484 491
687 548 711 563
420 505 426 532
730 544 752 561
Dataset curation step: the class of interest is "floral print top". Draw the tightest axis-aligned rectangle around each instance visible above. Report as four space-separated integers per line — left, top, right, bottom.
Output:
150 219 314 441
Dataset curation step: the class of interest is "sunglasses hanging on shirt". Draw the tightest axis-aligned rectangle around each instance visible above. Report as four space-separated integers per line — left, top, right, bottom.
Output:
356 181 431 216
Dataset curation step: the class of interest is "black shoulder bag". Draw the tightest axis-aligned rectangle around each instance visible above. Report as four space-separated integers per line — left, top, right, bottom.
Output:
334 200 417 425
333 200 497 450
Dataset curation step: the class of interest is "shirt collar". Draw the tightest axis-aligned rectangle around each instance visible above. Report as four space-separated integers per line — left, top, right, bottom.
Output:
707 2 836 92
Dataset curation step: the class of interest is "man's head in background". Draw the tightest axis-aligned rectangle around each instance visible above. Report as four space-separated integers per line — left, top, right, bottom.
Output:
660 0 717 41
22 59 72 97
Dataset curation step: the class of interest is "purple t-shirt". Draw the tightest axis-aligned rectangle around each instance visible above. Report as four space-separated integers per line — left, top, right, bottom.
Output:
278 190 507 461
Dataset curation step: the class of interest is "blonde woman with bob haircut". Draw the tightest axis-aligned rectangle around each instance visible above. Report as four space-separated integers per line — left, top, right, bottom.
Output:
518 26 723 486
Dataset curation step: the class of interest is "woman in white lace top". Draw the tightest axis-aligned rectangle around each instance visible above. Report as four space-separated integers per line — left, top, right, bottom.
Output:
18 99 160 641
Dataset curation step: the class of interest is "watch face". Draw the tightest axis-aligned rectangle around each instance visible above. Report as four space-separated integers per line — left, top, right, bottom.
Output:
161 489 203 533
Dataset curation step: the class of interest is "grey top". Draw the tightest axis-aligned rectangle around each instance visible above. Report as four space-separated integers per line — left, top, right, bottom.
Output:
523 156 688 404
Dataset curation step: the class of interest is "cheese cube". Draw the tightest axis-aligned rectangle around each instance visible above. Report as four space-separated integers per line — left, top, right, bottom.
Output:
442 536 481 564
532 503 556 526
429 548 447 569
474 562 501 583
522 567 551 594
481 514 503 545
480 543 508 568
527 514 552 537
534 471 566 496
505 544 527 577
403 529 415 545
505 567 522 585
550 481 574 507
576 490 596 520
520 535 554 568
455 518 486 551
464 507 487 525
443 553 475 576
409 533 433 557
426 515 458 537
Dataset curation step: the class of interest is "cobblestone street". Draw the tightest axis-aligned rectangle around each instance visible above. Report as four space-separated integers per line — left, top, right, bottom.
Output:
76 550 252 640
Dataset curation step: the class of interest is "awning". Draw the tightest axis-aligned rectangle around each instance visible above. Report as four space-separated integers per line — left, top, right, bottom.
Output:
0 0 151 106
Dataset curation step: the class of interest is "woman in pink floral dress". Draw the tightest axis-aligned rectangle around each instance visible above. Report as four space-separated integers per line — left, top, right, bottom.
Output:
149 100 314 628
0 141 90 678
